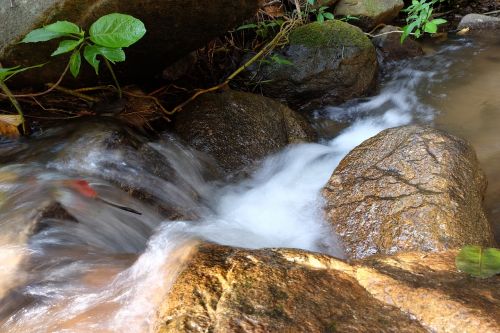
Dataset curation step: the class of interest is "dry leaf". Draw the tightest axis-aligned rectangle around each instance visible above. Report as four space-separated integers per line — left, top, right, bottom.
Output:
0 114 22 138
457 27 470 36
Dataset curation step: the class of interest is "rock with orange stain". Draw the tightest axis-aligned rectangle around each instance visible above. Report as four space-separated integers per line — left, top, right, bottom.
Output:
155 244 500 333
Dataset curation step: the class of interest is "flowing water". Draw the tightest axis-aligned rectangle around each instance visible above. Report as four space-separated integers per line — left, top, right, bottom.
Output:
0 35 499 332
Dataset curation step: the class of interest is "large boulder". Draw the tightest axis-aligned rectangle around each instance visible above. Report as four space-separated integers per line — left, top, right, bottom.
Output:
371 25 424 62
458 14 500 32
154 244 427 333
334 0 404 30
155 243 500 333
174 90 316 173
352 250 500 333
244 20 377 111
0 0 258 87
323 126 496 259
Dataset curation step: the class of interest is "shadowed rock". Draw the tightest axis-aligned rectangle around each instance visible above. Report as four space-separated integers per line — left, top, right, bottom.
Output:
243 20 377 111
323 125 496 259
371 25 424 62
0 0 258 87
174 90 316 173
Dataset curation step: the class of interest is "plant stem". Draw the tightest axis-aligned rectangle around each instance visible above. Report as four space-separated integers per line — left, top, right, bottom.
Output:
0 80 25 133
104 58 122 99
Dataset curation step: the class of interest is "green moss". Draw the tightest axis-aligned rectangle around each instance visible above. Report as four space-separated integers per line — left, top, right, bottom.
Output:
289 20 371 49
325 321 337 333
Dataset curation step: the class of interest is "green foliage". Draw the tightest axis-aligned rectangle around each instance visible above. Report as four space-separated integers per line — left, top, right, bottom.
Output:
0 64 44 133
306 0 334 23
0 64 45 82
402 0 447 42
261 54 294 66
310 6 335 23
456 246 500 278
237 20 284 39
89 13 146 48
21 13 146 79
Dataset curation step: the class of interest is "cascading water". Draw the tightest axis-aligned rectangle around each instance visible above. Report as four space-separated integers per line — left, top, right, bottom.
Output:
0 36 499 332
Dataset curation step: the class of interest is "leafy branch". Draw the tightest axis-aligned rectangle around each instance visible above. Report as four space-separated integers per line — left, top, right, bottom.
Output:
21 13 146 98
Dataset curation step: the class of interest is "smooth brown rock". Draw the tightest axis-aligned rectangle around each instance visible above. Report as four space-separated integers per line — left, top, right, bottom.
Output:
154 244 426 333
372 25 425 62
353 251 500 333
0 0 258 87
334 0 404 30
155 244 500 333
323 125 495 259
174 90 316 173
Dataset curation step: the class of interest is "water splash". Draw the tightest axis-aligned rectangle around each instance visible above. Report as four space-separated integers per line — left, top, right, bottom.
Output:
0 37 488 332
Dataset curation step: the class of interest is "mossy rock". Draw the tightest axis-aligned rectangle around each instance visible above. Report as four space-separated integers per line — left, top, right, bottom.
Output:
289 20 372 49
244 20 377 111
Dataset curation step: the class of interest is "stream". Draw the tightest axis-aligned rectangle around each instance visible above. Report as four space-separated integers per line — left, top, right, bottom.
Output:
0 35 499 332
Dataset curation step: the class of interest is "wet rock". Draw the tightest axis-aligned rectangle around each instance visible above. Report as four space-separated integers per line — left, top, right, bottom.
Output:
353 250 500 333
323 125 496 259
245 20 377 111
174 90 316 173
457 14 500 32
0 200 75 303
49 120 215 219
0 0 258 87
154 243 427 333
334 0 404 30
372 25 424 62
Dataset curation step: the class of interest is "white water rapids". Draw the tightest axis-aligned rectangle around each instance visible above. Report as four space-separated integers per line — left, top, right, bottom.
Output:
1 37 498 332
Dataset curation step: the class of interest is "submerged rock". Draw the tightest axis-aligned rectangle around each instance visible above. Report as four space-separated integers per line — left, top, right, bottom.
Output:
155 243 426 333
155 243 500 333
174 90 316 173
0 0 258 87
323 125 495 259
371 25 424 62
245 20 377 111
334 0 404 30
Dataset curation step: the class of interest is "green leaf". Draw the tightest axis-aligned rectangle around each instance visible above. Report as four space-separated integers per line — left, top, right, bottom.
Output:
44 21 81 35
456 246 500 278
69 50 82 78
323 12 334 20
424 21 438 33
237 23 258 31
317 13 325 23
307 0 315 5
431 18 447 25
83 44 125 74
89 13 146 48
21 28 67 43
51 39 83 56
270 55 293 66
0 64 45 81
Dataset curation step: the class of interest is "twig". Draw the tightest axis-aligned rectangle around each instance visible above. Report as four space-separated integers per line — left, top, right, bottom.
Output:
104 58 122 99
365 30 404 38
484 9 500 15
293 0 302 19
168 19 297 115
45 83 99 102
0 80 25 133
3 63 70 98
